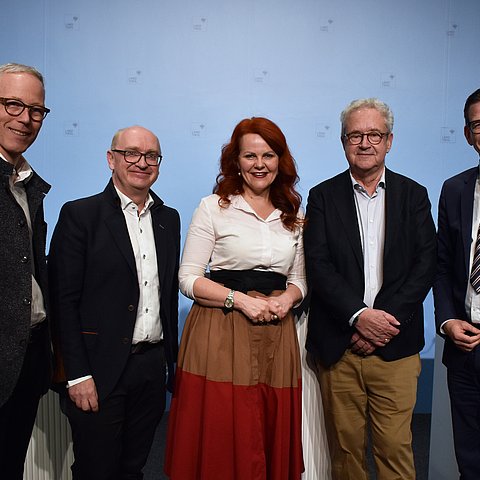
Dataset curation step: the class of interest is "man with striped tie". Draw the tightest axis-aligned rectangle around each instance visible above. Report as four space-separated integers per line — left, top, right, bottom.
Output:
434 88 480 480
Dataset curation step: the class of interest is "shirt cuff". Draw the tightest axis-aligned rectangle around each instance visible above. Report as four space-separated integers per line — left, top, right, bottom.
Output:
67 375 93 388
440 319 455 335
349 307 368 327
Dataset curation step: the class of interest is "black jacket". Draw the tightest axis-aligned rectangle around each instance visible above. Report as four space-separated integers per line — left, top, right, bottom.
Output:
48 179 180 399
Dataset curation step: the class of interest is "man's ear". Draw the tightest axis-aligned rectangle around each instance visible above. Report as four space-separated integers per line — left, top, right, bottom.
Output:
465 125 474 146
107 150 115 171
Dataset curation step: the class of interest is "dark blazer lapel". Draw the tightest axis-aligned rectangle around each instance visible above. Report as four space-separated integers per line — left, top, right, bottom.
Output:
151 205 167 288
332 171 364 271
103 182 137 276
383 168 404 260
461 168 477 274
105 211 137 276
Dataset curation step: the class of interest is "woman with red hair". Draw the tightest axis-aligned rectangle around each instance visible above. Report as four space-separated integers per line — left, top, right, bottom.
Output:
165 117 306 479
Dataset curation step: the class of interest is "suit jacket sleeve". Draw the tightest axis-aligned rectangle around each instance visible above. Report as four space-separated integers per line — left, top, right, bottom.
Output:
49 202 92 380
374 183 437 327
433 175 473 332
165 208 180 393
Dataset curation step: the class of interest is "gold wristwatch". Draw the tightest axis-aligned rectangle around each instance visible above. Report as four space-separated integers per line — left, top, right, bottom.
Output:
224 289 235 309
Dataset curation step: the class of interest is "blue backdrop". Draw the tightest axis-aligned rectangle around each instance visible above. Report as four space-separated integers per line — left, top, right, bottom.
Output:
2 0 480 360
4 2 480 476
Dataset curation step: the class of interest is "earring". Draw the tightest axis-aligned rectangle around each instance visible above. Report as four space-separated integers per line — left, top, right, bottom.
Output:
238 172 241 176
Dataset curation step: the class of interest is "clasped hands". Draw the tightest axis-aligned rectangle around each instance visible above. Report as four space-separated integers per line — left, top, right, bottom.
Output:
237 291 293 324
350 308 400 356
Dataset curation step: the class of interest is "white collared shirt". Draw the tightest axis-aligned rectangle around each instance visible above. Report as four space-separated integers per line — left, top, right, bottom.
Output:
2 154 46 327
349 170 386 324
179 194 306 301
115 187 162 343
465 167 480 323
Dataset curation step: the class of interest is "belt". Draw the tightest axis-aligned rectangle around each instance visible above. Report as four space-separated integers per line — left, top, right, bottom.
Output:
130 340 163 355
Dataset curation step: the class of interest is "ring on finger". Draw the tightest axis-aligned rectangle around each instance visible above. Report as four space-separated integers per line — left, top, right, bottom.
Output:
271 314 278 321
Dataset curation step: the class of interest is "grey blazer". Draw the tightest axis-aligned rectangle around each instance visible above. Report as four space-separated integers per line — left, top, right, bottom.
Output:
0 157 51 407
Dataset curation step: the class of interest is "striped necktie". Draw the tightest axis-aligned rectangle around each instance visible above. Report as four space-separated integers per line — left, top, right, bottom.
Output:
470 224 480 293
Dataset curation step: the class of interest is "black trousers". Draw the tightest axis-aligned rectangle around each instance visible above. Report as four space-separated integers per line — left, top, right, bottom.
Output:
0 326 48 480
447 346 480 480
66 343 166 480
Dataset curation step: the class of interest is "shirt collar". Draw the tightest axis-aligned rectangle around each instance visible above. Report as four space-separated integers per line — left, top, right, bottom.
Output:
114 186 154 214
229 194 282 221
350 169 386 195
0 152 34 185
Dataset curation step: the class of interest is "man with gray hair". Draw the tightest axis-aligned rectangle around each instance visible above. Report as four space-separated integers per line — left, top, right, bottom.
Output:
304 98 436 479
0 63 52 479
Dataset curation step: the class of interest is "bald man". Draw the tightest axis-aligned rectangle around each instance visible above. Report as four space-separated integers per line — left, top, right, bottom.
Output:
49 126 180 480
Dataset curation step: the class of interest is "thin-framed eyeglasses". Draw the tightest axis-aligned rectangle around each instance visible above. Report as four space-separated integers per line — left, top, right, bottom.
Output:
343 131 389 145
468 120 480 134
111 149 162 166
0 97 50 122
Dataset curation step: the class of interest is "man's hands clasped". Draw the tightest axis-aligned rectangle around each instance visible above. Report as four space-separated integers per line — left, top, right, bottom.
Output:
350 308 400 356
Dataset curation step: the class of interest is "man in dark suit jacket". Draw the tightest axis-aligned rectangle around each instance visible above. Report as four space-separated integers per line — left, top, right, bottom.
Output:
433 88 480 479
304 98 436 480
0 63 52 480
49 125 180 480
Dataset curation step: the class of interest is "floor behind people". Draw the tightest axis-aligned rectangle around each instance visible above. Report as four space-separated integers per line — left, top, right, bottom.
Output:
143 412 431 480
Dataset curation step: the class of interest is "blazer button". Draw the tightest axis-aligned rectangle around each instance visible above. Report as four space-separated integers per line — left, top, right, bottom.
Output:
18 219 26 227
122 337 130 344
21 255 29 264
127 305 135 311
23 297 31 306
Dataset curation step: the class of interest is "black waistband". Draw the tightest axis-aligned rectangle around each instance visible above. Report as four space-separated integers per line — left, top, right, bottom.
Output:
130 340 164 355
209 270 287 295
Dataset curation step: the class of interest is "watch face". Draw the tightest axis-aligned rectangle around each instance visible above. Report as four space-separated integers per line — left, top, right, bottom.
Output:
224 297 234 309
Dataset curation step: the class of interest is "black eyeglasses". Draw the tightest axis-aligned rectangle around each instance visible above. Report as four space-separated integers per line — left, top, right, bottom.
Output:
0 97 50 122
468 121 480 134
111 149 162 166
343 131 389 145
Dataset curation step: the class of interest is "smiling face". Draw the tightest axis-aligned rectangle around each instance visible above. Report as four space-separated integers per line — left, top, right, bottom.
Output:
238 133 279 198
107 126 160 199
342 107 393 180
0 72 45 165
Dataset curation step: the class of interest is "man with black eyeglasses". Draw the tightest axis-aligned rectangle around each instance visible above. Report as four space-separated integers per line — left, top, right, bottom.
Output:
434 89 480 479
49 126 180 479
0 63 52 480
304 98 436 480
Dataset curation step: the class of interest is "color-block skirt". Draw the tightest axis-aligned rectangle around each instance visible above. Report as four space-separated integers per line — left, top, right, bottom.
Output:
164 292 304 479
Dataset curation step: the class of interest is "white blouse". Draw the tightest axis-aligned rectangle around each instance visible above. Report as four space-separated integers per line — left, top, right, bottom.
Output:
179 194 307 300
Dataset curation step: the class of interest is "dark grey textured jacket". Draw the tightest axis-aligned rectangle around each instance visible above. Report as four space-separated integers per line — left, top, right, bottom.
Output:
0 157 51 407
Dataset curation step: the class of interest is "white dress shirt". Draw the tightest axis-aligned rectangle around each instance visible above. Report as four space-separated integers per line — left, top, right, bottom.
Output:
179 194 306 301
465 168 480 324
115 187 162 344
349 170 386 324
